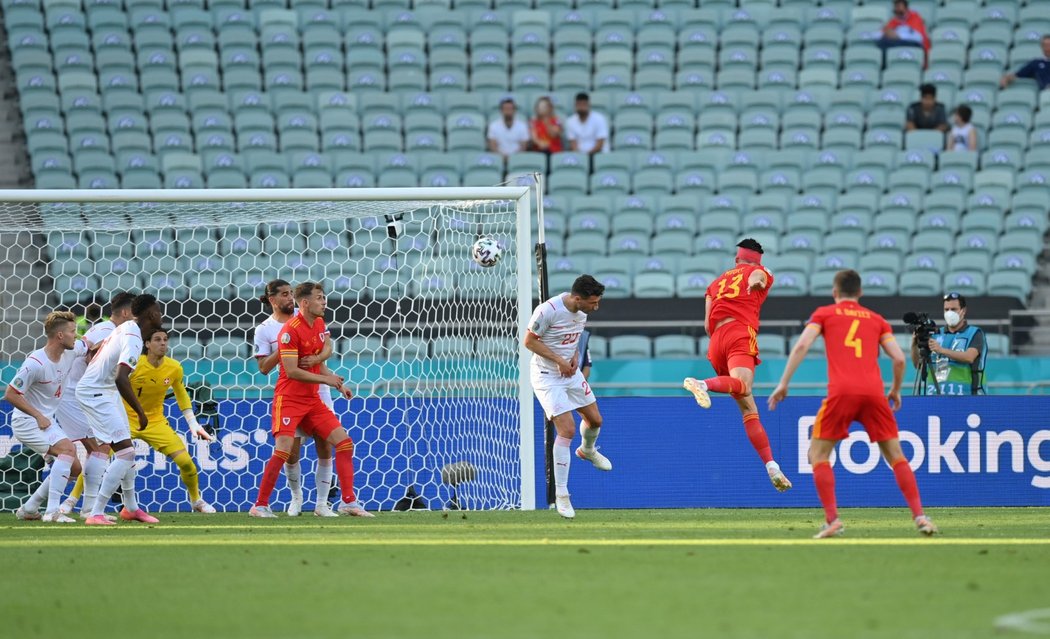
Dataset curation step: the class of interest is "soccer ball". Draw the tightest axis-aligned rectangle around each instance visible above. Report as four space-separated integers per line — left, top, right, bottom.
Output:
471 237 503 268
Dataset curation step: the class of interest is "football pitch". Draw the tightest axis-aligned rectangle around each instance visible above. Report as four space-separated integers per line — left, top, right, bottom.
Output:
1 508 1047 639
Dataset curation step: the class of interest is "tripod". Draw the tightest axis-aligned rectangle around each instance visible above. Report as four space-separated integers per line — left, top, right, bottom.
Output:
913 347 944 396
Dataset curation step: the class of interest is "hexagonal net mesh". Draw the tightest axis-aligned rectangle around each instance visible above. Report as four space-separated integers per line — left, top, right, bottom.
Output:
0 188 535 513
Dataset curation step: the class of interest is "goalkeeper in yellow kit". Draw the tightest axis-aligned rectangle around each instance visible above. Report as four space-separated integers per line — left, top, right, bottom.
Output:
65 329 217 513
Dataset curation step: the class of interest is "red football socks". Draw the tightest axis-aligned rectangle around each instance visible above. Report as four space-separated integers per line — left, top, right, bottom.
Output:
812 461 838 523
892 458 925 518
335 439 358 504
255 449 290 507
742 413 774 463
703 376 745 395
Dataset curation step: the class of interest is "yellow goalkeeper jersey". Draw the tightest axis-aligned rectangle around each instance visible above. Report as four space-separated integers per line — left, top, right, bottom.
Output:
123 356 192 425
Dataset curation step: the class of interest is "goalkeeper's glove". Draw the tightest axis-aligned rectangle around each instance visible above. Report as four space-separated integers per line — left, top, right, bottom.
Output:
183 408 214 442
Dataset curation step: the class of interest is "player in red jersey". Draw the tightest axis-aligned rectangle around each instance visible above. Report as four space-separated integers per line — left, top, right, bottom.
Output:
683 238 792 491
249 282 373 518
768 270 938 538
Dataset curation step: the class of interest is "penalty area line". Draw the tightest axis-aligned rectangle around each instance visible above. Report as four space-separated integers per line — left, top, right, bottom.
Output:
0 538 1047 548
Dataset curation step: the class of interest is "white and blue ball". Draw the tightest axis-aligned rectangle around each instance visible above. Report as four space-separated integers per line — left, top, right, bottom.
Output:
471 237 503 268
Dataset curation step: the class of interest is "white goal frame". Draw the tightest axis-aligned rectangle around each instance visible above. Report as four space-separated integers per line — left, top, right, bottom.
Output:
0 187 537 511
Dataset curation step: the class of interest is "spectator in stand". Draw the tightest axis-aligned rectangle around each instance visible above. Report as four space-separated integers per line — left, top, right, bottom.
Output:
876 0 930 62
1000 35 1050 91
565 92 609 155
905 84 948 132
486 98 529 160
946 105 977 152
530 96 563 154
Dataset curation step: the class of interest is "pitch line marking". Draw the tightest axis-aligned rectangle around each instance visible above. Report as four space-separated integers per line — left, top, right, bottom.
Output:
995 608 1050 635
0 538 1047 548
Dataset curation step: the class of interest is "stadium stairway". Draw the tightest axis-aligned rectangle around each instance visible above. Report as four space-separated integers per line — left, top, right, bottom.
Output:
0 9 31 188
1019 256 1050 355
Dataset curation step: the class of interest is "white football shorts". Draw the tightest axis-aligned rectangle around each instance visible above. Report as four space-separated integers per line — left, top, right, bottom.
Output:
75 388 131 444
11 414 69 455
531 369 596 419
54 397 93 441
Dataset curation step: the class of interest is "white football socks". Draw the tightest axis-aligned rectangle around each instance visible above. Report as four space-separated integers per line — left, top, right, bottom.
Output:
46 454 74 514
92 448 134 516
580 420 600 453
316 458 333 507
24 475 49 512
120 457 139 512
553 436 572 497
285 461 303 500
82 451 108 514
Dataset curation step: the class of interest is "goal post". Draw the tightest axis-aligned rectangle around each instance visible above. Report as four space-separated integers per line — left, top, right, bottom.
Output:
0 187 536 512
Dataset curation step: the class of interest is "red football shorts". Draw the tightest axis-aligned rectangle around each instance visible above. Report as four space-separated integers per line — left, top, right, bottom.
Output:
707 321 760 376
812 394 899 442
272 396 341 440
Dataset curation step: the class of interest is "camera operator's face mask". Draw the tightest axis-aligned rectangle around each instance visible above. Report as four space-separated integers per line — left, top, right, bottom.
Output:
944 310 963 327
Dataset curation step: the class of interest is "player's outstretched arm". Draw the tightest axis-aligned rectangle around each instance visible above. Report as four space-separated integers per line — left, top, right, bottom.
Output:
768 324 821 410
881 335 907 411
747 269 768 293
523 332 576 377
172 365 213 441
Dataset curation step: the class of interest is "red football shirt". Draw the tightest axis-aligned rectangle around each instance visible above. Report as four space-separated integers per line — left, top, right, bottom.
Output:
807 301 894 397
706 264 774 331
275 314 328 402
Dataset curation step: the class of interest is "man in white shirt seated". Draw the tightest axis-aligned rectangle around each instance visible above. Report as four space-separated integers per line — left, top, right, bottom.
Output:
565 92 610 156
486 98 530 159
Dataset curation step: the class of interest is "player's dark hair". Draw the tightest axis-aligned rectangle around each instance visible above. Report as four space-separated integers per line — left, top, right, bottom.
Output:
499 98 515 108
571 274 605 298
109 291 135 314
574 92 590 103
955 104 972 123
131 293 158 317
294 281 324 301
736 238 764 254
141 327 167 353
260 278 290 304
834 270 862 297
920 83 936 98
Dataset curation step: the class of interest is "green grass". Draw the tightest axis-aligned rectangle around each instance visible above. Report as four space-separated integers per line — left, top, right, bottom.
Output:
1 508 1047 639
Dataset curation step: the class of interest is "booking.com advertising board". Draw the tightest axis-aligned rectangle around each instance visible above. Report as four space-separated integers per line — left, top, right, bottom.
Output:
1 396 1049 510
552 396 1050 509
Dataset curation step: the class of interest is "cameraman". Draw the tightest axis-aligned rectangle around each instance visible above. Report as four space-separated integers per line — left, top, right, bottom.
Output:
910 292 987 395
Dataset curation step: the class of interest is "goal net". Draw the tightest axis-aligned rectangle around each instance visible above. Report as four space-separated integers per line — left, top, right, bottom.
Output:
0 187 536 513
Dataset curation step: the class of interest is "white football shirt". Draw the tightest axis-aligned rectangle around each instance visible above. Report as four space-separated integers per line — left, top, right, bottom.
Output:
9 340 89 418
77 321 142 393
527 294 588 376
62 320 115 396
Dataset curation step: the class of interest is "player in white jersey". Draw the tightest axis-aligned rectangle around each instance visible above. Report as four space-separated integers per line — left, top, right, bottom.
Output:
4 311 87 522
253 279 337 517
75 294 162 526
524 274 610 519
56 292 135 520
